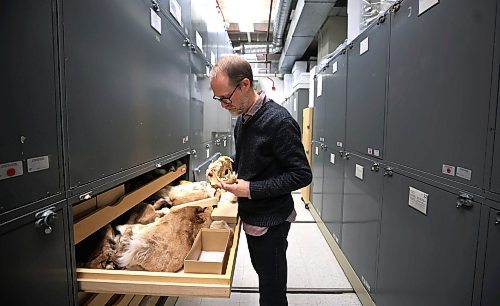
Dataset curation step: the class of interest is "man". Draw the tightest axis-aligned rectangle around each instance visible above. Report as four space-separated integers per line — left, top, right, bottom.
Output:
210 55 312 306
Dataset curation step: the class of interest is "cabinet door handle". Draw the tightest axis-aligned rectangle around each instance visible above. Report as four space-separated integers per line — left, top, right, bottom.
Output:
35 207 57 235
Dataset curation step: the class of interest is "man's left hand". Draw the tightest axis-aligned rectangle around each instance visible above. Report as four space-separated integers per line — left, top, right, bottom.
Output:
219 179 250 198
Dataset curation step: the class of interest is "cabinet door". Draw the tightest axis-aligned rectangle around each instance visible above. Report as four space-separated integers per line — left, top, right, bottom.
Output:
341 154 382 293
313 72 327 143
311 141 325 216
324 53 348 151
481 207 500 305
490 94 500 195
346 19 389 159
0 0 62 212
64 0 190 188
0 202 72 305
376 172 481 306
385 0 496 189
321 148 345 244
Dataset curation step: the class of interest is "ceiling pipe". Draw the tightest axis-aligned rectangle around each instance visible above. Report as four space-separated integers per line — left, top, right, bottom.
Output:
236 0 291 55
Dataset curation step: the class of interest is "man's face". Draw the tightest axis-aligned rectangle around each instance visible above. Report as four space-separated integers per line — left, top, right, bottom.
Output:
211 74 250 116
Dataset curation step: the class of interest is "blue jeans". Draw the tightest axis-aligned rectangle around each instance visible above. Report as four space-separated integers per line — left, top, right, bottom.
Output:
246 221 291 306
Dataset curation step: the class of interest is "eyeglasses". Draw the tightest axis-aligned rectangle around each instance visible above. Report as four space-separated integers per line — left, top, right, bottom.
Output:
213 82 240 104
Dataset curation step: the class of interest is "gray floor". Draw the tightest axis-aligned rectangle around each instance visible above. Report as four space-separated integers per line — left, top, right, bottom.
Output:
173 193 361 306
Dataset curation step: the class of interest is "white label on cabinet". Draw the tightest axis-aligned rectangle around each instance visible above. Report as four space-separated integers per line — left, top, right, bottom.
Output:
170 0 182 25
442 164 456 176
332 61 338 74
337 141 343 148
0 161 23 180
317 74 323 97
206 149 210 159
196 31 203 51
367 148 373 155
374 149 380 157
27 156 50 173
419 0 439 15
360 37 369 55
315 146 319 156
211 51 216 66
408 187 429 215
330 153 335 165
150 9 162 34
355 164 364 180
456 167 472 181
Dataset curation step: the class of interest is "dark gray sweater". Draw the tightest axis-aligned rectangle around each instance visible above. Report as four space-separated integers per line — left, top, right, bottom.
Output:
234 99 312 227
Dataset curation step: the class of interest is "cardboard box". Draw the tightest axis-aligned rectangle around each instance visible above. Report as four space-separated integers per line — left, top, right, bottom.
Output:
184 228 231 274
211 203 238 224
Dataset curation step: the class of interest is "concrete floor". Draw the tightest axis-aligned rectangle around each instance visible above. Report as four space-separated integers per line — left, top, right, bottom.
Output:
173 193 362 306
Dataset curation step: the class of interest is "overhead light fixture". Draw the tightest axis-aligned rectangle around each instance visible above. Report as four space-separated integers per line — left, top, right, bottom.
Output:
239 21 254 33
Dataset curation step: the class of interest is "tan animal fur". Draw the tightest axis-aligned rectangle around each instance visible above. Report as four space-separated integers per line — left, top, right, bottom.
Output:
155 181 215 206
113 206 213 272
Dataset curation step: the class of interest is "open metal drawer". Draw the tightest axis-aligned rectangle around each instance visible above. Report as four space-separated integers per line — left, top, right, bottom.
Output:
74 164 241 298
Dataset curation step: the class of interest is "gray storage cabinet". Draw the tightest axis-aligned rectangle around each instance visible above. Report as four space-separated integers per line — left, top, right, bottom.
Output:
311 141 325 217
311 71 328 216
63 0 191 188
294 88 309 134
385 0 496 190
376 170 481 306
481 204 500 305
341 153 382 294
346 15 389 160
321 147 345 244
1 201 72 305
190 51 208 146
0 0 63 213
324 51 348 150
490 93 500 196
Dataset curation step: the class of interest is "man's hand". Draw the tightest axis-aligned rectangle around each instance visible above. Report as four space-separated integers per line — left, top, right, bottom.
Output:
218 179 250 198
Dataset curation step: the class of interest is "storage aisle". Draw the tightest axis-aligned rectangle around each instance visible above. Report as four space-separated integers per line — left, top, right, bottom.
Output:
173 193 361 306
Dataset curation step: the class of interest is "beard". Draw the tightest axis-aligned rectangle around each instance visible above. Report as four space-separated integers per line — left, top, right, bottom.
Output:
227 94 250 116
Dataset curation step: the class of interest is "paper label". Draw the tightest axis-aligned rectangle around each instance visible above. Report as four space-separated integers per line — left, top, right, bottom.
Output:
374 149 380 157
332 61 338 74
330 153 335 165
337 141 343 148
360 37 369 55
211 51 216 66
316 74 323 97
315 146 319 156
170 0 182 25
408 187 429 215
456 167 472 181
0 161 23 180
206 149 210 159
150 9 162 34
196 31 203 51
27 156 50 173
367 148 373 155
442 164 456 176
419 0 439 15
355 164 364 180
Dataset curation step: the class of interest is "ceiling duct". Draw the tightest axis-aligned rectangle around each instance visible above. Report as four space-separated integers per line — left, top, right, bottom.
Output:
236 0 292 55
278 0 338 72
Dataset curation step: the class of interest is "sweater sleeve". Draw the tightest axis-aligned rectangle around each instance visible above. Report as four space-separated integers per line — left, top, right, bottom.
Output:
249 117 312 199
